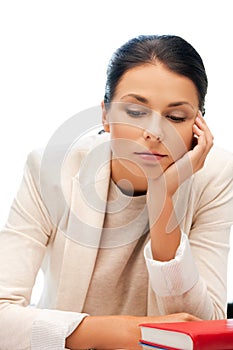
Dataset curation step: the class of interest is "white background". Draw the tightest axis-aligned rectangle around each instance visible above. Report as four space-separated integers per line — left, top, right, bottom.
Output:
0 0 232 302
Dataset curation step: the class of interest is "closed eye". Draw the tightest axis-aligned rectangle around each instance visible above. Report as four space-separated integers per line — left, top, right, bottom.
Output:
166 115 187 123
126 109 150 118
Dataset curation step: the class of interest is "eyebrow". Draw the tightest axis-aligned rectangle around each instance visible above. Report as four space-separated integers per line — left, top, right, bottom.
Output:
121 94 148 103
120 93 195 110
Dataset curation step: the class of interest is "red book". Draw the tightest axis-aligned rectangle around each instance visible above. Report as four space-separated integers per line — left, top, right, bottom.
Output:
139 319 233 350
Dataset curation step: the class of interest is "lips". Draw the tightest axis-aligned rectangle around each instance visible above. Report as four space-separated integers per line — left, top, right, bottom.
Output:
134 151 167 161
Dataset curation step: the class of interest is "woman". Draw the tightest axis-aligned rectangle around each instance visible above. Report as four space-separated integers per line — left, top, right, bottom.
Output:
0 35 232 350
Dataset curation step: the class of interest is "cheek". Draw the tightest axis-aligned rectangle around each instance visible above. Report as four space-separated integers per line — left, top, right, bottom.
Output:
110 124 142 140
176 125 194 151
164 123 194 162
110 124 143 160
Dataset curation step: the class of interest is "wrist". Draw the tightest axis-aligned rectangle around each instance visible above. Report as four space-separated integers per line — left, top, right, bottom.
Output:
66 315 141 350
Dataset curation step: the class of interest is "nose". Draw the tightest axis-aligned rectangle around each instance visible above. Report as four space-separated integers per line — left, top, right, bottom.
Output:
143 114 164 142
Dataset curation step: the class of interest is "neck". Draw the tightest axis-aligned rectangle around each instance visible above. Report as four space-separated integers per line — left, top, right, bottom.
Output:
111 158 148 196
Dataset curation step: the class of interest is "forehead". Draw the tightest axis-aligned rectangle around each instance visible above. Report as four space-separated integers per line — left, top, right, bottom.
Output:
113 63 199 108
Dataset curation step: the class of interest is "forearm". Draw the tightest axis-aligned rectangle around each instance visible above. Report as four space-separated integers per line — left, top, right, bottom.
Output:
145 229 227 319
65 315 140 350
155 278 219 320
148 194 181 261
65 313 202 349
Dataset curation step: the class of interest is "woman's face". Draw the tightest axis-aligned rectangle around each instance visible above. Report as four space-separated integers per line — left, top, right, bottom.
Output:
102 63 199 192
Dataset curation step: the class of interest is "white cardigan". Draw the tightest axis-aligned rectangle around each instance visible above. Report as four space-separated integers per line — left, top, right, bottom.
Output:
0 133 233 349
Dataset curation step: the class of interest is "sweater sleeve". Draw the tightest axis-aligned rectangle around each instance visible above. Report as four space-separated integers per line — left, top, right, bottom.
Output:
144 150 233 320
31 309 88 350
144 232 199 296
0 150 88 350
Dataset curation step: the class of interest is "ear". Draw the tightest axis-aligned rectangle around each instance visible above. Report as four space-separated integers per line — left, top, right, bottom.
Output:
101 100 110 132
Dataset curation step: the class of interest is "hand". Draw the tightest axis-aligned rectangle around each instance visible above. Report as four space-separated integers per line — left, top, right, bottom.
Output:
153 112 214 198
66 312 202 350
145 113 214 259
190 112 214 174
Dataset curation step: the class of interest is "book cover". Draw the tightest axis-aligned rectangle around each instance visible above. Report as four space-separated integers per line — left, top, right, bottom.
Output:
139 343 167 350
139 319 233 350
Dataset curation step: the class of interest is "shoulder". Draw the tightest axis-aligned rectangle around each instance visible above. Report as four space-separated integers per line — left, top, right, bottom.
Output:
23 133 111 220
194 146 233 185
192 146 233 208
26 132 110 179
205 146 233 168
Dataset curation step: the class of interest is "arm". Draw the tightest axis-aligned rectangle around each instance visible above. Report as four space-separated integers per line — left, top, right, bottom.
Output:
145 155 233 319
66 313 201 350
0 150 87 349
145 117 233 319
147 114 213 261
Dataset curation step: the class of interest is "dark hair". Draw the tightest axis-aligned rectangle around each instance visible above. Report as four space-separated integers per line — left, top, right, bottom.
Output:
104 35 208 115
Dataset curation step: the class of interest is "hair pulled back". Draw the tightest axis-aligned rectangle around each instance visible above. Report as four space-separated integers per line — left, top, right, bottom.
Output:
104 35 207 114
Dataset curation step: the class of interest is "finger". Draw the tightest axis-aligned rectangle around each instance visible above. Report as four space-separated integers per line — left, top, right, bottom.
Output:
191 119 211 171
190 130 211 172
195 114 214 148
192 123 207 156
193 115 214 154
